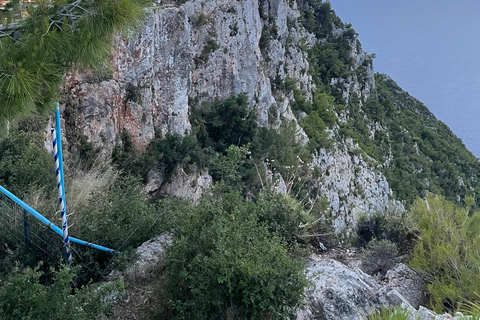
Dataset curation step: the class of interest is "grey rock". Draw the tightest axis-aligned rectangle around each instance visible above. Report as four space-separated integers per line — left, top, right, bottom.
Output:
312 139 394 236
386 263 426 308
296 255 399 320
63 0 401 234
295 255 472 320
160 168 212 203
127 233 173 280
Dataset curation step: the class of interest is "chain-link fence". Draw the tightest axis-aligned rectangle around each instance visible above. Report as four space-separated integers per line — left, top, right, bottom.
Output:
0 185 116 265
0 189 64 262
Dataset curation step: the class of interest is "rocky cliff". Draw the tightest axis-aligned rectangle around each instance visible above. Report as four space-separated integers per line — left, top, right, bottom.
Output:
60 0 398 235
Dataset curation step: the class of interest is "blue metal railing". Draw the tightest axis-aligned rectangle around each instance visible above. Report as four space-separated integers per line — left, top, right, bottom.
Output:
0 184 116 254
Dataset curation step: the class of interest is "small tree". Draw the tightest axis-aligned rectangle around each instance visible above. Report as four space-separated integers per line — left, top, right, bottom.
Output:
410 194 480 312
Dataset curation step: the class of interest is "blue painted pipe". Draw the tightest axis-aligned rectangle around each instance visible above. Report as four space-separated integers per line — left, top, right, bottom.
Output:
0 184 117 254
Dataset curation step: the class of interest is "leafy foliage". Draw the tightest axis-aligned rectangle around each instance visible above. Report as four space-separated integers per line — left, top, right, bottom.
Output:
74 177 158 250
368 307 410 320
0 130 55 197
361 239 398 276
355 212 416 255
0 265 123 320
292 88 337 151
155 191 307 320
191 94 257 153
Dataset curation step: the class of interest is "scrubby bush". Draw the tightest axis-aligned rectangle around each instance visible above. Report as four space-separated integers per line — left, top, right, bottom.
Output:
145 134 207 182
0 131 55 197
410 194 480 313
0 266 123 320
361 239 398 276
195 37 220 64
368 307 410 320
154 192 307 320
191 94 257 153
113 130 206 183
209 145 250 189
255 190 307 244
356 213 387 247
74 177 158 250
355 212 416 255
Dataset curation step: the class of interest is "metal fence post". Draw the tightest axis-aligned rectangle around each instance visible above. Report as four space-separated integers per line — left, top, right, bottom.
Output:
23 208 28 245
52 102 71 263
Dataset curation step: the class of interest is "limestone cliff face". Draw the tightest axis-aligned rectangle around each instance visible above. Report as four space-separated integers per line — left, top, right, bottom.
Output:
62 0 395 233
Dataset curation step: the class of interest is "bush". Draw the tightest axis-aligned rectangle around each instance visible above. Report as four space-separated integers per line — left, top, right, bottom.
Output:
361 239 398 276
410 194 480 313
209 145 249 189
356 213 387 247
155 192 307 320
0 131 55 197
145 134 207 182
74 177 158 250
0 266 123 320
113 130 206 183
191 94 257 153
355 212 416 255
195 37 220 64
255 190 307 244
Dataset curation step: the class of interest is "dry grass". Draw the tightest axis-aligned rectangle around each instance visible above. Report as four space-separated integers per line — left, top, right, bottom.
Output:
20 162 119 228
65 163 119 216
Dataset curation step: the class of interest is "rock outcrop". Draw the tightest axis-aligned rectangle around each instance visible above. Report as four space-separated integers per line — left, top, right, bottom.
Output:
296 255 469 320
61 0 398 233
385 263 426 309
109 233 173 281
313 139 392 235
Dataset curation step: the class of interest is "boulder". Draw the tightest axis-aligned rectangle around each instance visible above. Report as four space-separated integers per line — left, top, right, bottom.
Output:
126 233 173 280
296 255 412 320
385 263 426 308
295 255 470 320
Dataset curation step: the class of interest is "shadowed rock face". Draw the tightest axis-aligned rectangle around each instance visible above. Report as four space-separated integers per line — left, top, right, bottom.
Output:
61 0 395 233
296 256 469 320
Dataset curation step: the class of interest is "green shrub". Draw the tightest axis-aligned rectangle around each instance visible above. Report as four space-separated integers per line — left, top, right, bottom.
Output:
356 213 387 247
74 177 158 250
0 266 123 320
155 192 307 320
195 37 220 64
113 130 206 183
145 134 207 182
190 12 209 27
355 212 416 255
255 190 307 244
191 94 257 153
0 131 55 197
361 239 398 276
209 145 249 189
410 194 480 313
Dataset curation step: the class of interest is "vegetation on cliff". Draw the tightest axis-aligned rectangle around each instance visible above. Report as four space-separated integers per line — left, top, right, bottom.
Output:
2 0 480 318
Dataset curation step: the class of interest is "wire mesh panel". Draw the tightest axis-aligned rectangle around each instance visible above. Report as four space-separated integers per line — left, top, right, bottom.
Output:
0 191 63 262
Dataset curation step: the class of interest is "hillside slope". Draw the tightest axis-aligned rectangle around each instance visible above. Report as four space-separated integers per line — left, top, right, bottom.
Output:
57 0 479 233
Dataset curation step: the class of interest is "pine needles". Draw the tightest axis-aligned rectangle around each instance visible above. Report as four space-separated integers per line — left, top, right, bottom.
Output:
0 0 148 122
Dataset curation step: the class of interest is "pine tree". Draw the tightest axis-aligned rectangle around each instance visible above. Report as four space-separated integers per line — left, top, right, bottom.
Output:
0 0 148 122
